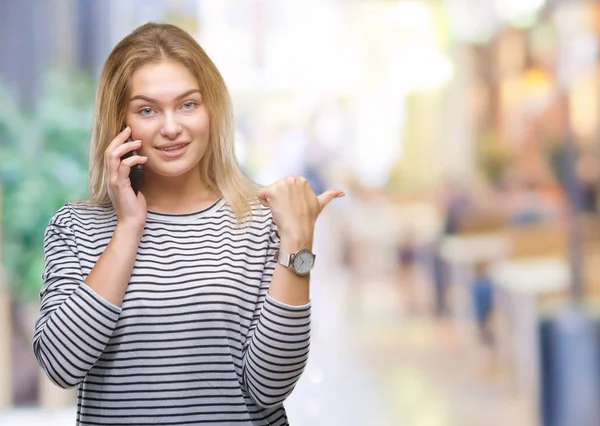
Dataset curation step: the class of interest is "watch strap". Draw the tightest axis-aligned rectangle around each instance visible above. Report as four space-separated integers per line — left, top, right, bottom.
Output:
274 250 292 268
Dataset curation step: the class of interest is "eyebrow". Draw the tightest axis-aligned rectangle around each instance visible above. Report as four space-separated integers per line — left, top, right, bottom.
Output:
129 89 201 103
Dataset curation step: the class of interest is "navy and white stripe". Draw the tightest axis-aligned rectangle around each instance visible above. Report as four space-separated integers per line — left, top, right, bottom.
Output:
33 199 311 425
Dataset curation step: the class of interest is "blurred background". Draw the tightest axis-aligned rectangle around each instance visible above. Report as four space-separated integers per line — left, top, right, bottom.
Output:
2 0 600 425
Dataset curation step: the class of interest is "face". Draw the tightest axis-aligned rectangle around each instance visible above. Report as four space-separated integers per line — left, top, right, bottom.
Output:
125 60 210 179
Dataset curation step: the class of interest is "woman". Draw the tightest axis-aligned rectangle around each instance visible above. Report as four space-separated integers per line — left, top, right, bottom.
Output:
32 22 343 425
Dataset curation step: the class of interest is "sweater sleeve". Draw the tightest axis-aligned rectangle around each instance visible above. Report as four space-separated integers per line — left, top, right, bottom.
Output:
242 216 311 408
32 204 122 389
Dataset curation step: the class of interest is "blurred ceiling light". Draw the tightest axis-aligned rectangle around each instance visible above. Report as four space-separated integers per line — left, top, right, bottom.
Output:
389 1 432 30
390 47 454 92
521 68 554 116
353 89 405 188
444 0 501 43
494 0 547 27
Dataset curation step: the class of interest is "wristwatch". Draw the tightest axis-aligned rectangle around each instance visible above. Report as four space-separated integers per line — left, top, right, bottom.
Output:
274 249 316 276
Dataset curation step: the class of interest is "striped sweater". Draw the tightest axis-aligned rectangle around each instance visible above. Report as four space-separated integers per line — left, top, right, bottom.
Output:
32 199 311 425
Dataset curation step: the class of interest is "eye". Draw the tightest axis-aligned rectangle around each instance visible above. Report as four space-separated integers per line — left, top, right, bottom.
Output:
139 107 155 116
181 101 197 110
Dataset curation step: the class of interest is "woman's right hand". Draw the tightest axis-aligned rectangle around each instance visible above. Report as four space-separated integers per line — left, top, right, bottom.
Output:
105 126 148 230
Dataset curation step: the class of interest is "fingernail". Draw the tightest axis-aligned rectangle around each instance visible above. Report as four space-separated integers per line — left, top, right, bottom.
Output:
336 192 346 198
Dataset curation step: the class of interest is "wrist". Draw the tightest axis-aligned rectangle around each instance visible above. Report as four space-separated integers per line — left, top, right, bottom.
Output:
279 231 314 253
115 220 145 240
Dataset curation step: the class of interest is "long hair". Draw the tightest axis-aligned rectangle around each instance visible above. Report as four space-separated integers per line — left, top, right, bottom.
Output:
88 22 257 221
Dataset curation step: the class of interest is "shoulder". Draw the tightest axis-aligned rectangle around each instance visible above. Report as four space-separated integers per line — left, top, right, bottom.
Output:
247 199 276 230
248 199 273 221
247 200 279 243
219 198 276 238
47 200 115 228
219 197 272 223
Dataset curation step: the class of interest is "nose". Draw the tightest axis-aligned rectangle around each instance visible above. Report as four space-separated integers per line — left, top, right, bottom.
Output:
160 113 182 139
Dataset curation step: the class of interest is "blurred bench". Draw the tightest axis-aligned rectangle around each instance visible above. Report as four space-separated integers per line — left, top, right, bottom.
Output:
490 223 569 425
443 212 600 424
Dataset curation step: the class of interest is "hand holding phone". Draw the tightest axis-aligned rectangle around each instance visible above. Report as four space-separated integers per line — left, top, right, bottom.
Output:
120 127 143 195
105 126 148 228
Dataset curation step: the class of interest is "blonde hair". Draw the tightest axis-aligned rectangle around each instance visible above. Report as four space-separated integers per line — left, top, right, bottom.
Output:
88 22 257 221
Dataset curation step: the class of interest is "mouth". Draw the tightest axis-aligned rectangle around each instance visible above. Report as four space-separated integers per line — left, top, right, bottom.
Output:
154 142 191 158
155 142 190 152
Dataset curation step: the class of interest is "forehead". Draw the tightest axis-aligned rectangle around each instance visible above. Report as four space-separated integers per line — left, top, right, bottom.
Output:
129 61 199 98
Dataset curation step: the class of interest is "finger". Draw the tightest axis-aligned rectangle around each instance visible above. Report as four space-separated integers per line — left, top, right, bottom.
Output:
106 140 142 180
256 187 271 207
118 155 148 181
104 126 131 165
114 140 143 159
107 126 132 152
105 129 133 179
317 189 345 213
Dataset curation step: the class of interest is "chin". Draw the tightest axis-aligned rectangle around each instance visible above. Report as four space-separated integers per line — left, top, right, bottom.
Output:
148 160 201 178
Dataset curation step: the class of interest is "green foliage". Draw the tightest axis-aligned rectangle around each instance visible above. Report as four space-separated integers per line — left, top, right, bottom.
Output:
0 70 94 301
477 130 511 187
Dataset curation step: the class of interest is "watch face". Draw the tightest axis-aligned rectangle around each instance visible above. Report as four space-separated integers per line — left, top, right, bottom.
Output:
293 250 315 275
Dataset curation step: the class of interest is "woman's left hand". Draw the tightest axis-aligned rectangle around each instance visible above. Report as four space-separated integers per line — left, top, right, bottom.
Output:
257 176 344 245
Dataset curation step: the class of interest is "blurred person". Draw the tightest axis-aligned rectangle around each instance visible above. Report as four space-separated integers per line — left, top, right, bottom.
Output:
398 229 417 271
576 153 599 215
431 248 449 318
441 181 472 235
31 22 344 426
430 182 472 318
470 261 494 346
497 167 563 226
509 179 553 226
396 228 419 315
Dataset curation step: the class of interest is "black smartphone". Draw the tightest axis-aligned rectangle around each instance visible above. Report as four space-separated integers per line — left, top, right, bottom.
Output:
120 125 143 195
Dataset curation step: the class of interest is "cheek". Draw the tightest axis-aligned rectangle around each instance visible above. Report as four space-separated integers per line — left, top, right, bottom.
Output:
137 129 155 143
192 108 210 137
127 118 157 142
137 129 158 154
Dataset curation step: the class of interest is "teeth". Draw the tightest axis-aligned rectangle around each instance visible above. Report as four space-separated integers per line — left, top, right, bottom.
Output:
160 144 187 151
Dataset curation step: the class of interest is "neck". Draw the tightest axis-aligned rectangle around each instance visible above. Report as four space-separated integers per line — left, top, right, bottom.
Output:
141 168 219 214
